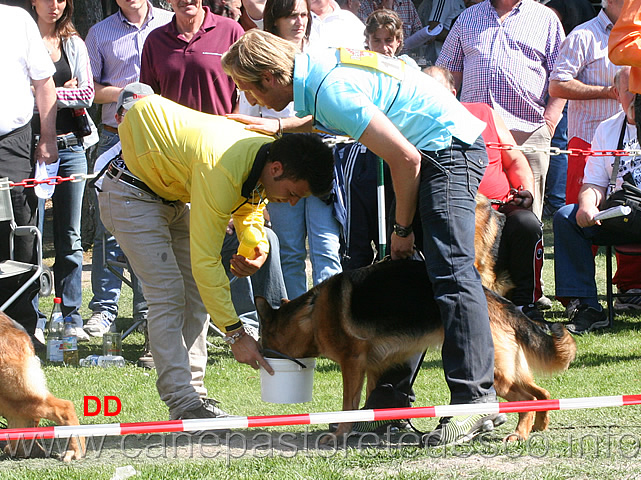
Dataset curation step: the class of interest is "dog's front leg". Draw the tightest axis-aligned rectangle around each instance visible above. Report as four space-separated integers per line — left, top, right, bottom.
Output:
36 395 85 462
325 357 367 442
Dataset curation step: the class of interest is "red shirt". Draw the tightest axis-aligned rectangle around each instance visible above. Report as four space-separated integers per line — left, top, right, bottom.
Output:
140 7 243 115
464 102 511 204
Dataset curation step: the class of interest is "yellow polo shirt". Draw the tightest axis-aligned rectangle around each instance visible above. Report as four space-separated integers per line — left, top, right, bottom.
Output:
119 95 273 331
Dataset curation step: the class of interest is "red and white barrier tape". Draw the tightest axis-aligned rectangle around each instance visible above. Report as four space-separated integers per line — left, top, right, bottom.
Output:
2 394 640 441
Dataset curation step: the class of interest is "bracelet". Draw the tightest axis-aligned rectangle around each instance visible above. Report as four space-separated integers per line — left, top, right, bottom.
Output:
223 328 246 345
393 223 413 238
277 118 284 138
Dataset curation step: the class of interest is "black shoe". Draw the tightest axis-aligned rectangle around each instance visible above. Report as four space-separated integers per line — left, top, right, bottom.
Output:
178 399 231 435
566 304 608 335
535 295 553 311
520 303 544 322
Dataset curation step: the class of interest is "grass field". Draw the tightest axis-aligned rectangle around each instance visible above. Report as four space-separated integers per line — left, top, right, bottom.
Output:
2 219 641 479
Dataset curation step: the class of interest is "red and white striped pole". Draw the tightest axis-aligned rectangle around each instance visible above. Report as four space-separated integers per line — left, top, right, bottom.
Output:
1 394 641 441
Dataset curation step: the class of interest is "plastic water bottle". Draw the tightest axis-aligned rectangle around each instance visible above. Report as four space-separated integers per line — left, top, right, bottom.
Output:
236 226 261 260
62 316 79 366
79 355 125 368
46 298 64 363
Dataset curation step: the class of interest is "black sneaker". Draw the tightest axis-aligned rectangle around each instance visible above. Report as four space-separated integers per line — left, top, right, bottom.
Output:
520 303 544 322
178 399 231 435
535 295 553 311
421 413 508 447
566 304 608 335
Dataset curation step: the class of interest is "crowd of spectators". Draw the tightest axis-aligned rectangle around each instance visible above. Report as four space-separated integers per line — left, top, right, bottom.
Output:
5 0 641 440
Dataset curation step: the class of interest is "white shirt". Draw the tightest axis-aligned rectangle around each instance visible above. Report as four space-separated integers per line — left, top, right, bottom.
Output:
584 110 641 191
93 141 122 189
308 5 365 51
550 10 621 143
0 5 55 135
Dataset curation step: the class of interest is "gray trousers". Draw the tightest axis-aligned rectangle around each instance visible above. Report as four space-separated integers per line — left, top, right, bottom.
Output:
99 175 286 418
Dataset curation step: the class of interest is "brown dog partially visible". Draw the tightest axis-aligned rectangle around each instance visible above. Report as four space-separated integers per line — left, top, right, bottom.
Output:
0 311 84 462
474 193 514 297
257 259 576 441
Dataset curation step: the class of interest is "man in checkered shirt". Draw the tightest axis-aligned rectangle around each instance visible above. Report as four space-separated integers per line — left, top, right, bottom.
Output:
436 0 566 220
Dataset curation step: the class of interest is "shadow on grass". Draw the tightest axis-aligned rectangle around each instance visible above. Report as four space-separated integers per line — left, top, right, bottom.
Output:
572 352 641 368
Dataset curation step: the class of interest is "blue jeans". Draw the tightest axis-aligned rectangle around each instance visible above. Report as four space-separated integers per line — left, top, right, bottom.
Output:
419 137 495 404
545 104 568 213
220 227 288 329
268 196 342 298
38 144 86 327
553 203 641 300
89 129 147 320
367 136 496 408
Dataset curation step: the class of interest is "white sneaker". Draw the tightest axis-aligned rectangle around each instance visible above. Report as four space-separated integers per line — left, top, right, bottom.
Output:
75 327 91 343
83 311 115 338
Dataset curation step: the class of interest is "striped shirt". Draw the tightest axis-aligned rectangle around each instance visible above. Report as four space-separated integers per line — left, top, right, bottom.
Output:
436 0 565 133
85 3 173 127
550 9 621 143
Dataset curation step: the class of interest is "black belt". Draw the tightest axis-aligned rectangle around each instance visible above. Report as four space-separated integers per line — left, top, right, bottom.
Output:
56 133 82 150
106 162 158 198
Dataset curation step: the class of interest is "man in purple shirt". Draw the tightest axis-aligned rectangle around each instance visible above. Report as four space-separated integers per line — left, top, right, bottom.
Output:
437 0 566 220
140 0 244 115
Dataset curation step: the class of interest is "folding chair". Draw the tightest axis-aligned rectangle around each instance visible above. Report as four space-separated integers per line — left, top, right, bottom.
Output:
0 178 43 312
604 243 641 327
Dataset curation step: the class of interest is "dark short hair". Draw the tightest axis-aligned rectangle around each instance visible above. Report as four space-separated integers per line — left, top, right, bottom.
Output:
269 134 335 197
264 0 312 40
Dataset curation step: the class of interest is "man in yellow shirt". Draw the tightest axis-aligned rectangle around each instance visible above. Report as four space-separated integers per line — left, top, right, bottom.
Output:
99 86 334 420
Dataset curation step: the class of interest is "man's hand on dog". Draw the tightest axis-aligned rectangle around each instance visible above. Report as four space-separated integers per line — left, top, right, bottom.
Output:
391 231 415 260
230 335 275 374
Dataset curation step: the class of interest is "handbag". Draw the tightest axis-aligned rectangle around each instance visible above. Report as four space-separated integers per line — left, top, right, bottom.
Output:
71 108 92 137
599 118 641 240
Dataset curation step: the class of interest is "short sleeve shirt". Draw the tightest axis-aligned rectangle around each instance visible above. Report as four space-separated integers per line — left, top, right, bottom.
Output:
293 48 486 151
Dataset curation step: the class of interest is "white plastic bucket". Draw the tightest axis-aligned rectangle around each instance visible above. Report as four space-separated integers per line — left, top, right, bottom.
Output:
260 357 316 404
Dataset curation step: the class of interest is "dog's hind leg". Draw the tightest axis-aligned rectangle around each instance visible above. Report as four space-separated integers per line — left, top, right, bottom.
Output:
524 383 551 433
494 371 538 442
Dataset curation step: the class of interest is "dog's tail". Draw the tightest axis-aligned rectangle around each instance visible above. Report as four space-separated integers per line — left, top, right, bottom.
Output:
488 290 577 373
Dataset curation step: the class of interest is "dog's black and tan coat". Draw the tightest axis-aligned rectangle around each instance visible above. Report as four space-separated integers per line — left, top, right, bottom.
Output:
257 259 576 441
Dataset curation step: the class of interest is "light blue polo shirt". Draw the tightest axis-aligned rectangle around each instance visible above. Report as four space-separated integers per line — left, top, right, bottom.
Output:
293 48 486 151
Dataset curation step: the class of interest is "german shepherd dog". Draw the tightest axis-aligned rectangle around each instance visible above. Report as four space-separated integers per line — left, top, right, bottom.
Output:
257 259 576 441
0 311 84 462
473 193 514 297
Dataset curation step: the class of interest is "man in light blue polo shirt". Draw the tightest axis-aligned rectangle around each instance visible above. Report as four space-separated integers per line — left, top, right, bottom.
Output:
223 30 506 447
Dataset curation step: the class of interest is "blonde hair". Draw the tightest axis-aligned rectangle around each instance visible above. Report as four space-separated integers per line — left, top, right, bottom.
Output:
221 30 299 88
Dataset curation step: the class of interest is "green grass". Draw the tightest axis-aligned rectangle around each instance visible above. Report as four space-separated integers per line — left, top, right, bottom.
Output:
5 219 641 479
